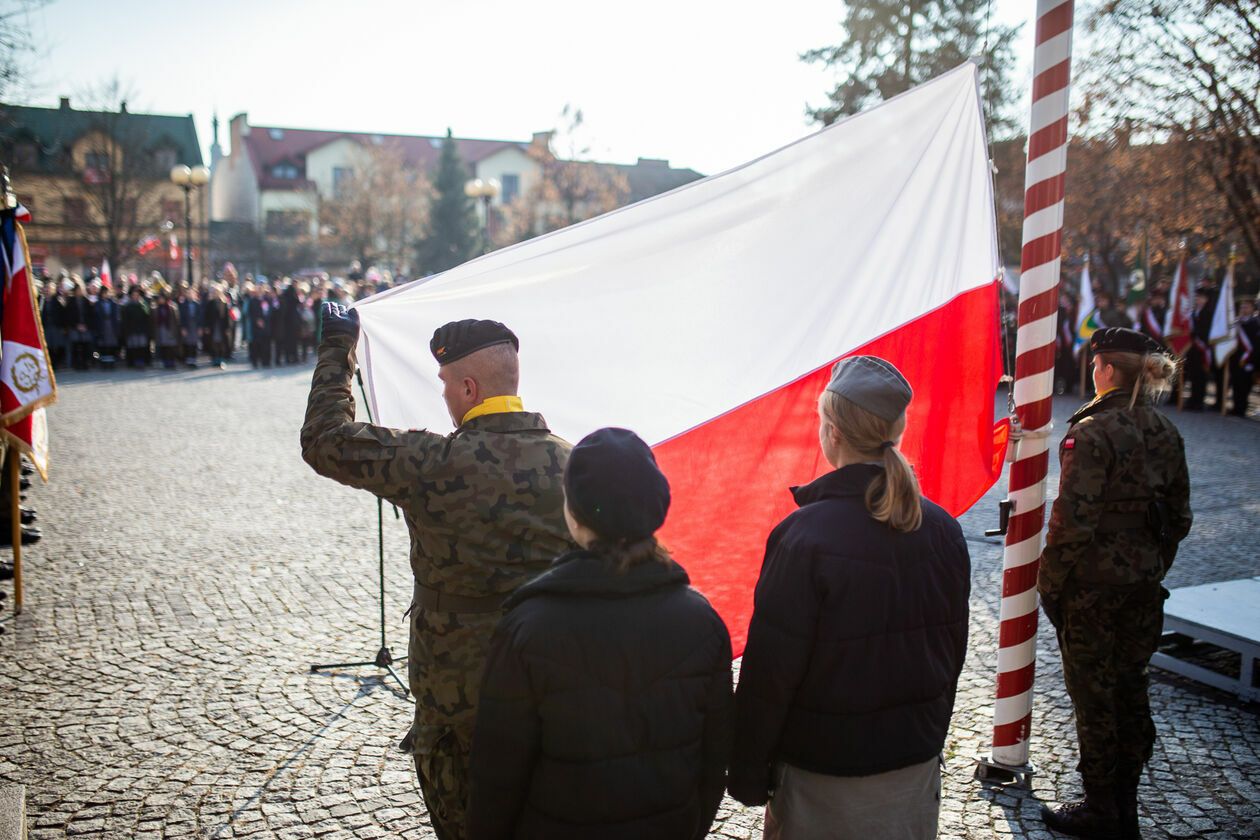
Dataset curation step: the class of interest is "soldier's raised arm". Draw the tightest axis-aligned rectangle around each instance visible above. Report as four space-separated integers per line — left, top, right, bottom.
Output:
300 302 442 507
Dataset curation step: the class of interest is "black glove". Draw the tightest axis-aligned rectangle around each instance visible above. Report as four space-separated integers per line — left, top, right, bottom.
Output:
321 302 359 342
1041 594 1063 629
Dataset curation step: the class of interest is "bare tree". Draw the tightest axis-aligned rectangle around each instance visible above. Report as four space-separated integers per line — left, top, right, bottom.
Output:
319 140 431 273
499 106 629 244
56 81 184 273
1082 0 1260 267
0 1 47 104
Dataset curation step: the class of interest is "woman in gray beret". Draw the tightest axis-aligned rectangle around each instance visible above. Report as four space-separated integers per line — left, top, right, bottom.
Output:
729 356 971 840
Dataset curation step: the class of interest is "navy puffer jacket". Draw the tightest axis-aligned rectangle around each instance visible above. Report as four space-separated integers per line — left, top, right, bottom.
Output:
729 463 970 804
468 549 733 840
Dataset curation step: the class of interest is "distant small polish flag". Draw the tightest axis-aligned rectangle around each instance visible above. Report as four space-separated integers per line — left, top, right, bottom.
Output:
100 257 112 289
353 65 1007 652
169 234 180 262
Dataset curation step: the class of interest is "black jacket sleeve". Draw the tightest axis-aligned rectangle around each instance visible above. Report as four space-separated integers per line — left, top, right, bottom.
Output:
697 623 734 838
729 524 819 805
468 618 540 840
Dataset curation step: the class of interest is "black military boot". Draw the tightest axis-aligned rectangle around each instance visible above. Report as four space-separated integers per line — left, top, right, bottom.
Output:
1041 780 1121 839
1115 781 1141 840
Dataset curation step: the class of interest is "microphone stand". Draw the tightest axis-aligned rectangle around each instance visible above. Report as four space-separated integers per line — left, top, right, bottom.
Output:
310 368 407 695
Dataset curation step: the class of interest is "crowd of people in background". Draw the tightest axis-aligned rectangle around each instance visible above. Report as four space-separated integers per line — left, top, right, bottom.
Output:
36 263 400 373
1052 271 1259 416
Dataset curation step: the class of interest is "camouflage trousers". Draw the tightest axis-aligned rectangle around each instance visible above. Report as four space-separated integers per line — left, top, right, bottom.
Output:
1055 584 1166 787
406 598 501 840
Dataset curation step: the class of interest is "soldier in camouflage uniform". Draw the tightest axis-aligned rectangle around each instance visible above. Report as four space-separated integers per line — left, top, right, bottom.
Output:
301 307 573 840
1038 327 1192 840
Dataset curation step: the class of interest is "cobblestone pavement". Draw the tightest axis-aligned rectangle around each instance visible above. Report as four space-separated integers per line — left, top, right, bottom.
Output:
1 359 1257 839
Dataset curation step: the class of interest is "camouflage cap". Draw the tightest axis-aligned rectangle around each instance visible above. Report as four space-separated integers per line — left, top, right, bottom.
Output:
825 356 913 422
430 319 519 365
1090 327 1162 355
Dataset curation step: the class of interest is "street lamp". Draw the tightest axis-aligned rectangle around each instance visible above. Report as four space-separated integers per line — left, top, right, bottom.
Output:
169 164 211 287
464 177 500 253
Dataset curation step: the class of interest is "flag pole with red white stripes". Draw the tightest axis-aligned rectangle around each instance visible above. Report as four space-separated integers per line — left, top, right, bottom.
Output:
979 0 1075 782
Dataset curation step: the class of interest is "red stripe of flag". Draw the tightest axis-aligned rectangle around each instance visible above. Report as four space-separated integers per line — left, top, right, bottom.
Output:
657 285 1003 654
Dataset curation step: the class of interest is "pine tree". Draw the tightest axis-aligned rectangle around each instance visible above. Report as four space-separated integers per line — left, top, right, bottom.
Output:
803 1 1020 135
414 129 480 275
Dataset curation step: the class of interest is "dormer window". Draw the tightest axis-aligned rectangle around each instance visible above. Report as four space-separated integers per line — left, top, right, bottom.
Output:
153 147 177 170
272 163 299 179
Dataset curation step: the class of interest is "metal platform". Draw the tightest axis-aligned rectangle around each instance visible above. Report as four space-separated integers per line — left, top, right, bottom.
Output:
1151 576 1260 702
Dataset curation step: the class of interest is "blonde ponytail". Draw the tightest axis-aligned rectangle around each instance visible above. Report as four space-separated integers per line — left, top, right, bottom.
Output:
819 390 923 532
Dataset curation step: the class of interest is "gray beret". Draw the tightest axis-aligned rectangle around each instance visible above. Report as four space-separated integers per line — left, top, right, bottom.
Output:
825 356 913 421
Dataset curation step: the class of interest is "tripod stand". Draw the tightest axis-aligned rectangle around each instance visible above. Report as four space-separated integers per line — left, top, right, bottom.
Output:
311 369 407 695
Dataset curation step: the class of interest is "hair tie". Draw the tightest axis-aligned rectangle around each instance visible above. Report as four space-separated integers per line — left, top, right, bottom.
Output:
878 441 895 450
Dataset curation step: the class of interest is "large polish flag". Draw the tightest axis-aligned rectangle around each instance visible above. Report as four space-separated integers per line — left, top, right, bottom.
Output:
354 63 1007 652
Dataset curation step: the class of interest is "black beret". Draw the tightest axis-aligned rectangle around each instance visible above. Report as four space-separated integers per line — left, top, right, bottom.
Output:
1090 327 1162 355
429 319 518 365
565 428 670 542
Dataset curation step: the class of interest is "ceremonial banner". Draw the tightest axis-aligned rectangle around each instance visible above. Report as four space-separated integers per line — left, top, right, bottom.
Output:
1210 258 1237 366
1075 258 1099 346
1165 258 1193 355
1 205 55 480
355 64 1006 651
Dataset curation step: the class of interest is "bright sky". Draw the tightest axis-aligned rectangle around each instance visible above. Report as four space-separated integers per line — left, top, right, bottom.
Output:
12 0 1035 176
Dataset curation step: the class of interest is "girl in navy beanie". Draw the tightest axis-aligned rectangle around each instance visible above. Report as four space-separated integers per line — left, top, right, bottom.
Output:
468 428 733 840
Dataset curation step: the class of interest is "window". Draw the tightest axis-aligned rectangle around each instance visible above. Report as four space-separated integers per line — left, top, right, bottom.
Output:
63 198 87 225
13 142 37 169
83 151 110 183
118 199 136 227
153 147 177 171
265 209 310 237
269 128 285 140
272 163 299 179
500 173 520 204
332 167 354 198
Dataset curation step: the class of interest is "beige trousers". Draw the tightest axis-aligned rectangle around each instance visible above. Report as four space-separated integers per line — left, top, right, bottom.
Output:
763 756 941 840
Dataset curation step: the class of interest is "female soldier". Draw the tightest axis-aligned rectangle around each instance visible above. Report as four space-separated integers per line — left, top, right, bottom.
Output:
730 356 970 839
468 427 733 840
1039 327 1192 840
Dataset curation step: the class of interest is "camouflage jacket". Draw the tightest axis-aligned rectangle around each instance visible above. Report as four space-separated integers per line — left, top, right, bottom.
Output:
1038 389 1192 602
299 334 574 601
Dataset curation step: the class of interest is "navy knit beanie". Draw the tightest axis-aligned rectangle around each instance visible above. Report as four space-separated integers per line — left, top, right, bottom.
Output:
564 427 670 541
